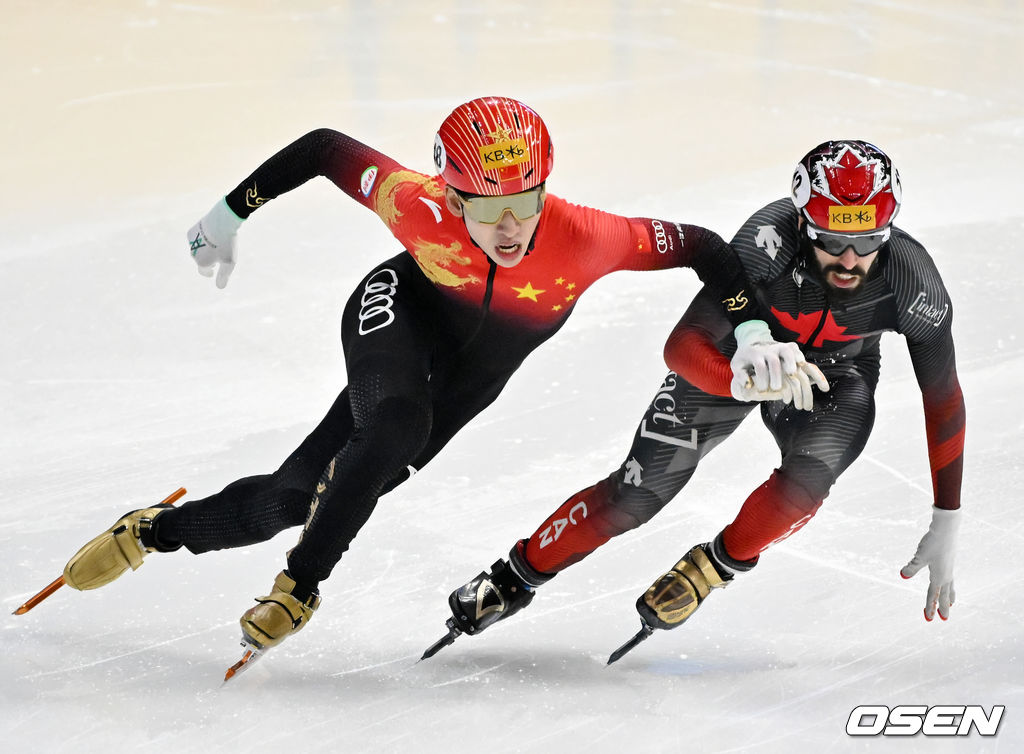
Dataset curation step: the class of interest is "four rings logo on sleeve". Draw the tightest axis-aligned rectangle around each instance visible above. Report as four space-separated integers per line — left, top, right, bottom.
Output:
358 268 399 335
846 705 1005 737
651 220 671 254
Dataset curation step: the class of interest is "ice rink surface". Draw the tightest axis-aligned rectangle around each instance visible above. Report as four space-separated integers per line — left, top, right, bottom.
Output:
2 1 1023 751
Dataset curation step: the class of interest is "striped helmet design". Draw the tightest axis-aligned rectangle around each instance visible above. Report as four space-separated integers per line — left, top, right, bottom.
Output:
434 97 553 196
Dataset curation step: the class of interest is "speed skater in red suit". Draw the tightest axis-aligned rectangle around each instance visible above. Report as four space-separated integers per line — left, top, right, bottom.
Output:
60 97 757 664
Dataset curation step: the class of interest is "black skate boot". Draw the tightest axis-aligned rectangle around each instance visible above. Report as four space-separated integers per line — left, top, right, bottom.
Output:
421 540 553 659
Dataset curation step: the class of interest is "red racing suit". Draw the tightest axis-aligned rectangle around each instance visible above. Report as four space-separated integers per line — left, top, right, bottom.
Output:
224 129 734 335
156 128 745 588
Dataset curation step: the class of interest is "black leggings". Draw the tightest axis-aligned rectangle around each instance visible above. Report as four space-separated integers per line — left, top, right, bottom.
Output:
600 367 877 530
156 254 539 588
522 364 878 573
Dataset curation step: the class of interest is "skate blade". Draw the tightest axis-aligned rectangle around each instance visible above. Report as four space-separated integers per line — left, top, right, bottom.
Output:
223 639 266 683
13 576 65 615
607 621 654 665
419 619 462 661
13 487 187 616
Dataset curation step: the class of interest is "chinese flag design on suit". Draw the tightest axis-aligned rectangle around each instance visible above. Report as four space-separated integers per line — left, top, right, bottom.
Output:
363 161 706 331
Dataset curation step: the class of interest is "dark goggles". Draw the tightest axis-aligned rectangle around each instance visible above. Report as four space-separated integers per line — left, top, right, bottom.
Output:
805 225 890 257
458 186 545 224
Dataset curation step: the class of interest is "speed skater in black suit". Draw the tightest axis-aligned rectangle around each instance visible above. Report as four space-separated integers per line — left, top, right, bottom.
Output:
435 140 964 661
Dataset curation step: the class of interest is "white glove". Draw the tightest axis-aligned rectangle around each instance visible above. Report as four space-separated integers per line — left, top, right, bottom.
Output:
900 506 960 621
730 320 829 410
187 198 243 289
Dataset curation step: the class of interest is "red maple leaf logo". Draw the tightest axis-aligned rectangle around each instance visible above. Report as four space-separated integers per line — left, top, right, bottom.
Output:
771 307 860 348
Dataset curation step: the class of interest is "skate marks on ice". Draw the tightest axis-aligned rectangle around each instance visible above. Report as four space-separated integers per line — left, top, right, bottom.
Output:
331 653 423 678
425 660 511 688
15 621 236 681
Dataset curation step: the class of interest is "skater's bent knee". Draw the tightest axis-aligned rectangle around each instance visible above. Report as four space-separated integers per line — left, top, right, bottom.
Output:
350 395 432 461
604 480 673 530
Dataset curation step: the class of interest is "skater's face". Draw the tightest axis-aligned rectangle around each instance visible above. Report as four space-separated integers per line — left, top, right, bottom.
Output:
811 244 879 292
800 218 883 293
445 186 545 268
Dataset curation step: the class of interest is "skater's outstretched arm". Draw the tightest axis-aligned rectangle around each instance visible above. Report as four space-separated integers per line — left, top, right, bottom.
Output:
186 128 409 287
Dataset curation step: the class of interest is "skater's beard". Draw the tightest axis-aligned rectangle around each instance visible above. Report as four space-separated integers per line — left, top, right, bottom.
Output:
801 234 879 302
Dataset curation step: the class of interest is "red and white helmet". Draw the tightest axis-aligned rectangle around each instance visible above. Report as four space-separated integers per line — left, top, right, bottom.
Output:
791 140 901 235
434 97 553 196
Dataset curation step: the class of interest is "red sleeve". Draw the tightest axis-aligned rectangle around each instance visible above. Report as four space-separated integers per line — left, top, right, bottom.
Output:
905 312 965 511
921 373 965 511
662 283 737 396
549 201 743 290
617 217 743 290
664 326 733 396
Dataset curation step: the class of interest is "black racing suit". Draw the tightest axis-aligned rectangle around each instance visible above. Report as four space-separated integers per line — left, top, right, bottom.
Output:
522 198 964 573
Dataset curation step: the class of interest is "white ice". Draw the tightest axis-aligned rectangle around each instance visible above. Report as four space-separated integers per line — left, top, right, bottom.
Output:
2 1 1023 752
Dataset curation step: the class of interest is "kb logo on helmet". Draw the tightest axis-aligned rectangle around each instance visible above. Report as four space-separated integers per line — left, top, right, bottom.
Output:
358 268 399 335
828 205 876 231
477 138 529 170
